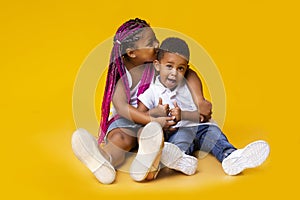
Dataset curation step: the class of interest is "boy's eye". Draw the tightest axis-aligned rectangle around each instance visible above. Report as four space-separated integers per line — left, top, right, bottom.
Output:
166 65 173 69
178 66 185 71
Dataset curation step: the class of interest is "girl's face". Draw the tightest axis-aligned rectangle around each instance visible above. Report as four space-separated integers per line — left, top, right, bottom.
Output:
154 52 189 90
131 28 159 64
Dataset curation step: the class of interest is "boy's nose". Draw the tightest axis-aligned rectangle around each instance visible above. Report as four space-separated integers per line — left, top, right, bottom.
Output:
170 68 177 76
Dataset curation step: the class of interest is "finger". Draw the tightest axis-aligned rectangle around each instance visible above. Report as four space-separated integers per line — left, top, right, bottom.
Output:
158 97 163 105
164 104 170 110
173 101 178 108
200 114 205 122
165 116 175 121
166 120 177 127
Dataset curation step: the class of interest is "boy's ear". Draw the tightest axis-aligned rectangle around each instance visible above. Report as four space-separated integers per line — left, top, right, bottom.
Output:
153 60 160 71
125 48 136 58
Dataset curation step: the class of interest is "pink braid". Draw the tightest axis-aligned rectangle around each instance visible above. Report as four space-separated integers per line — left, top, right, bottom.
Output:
137 63 155 97
98 18 151 143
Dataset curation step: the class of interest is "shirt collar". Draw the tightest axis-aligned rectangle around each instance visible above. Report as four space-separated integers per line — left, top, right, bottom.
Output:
154 75 181 95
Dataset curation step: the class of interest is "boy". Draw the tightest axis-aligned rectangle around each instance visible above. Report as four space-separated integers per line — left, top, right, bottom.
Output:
137 37 270 176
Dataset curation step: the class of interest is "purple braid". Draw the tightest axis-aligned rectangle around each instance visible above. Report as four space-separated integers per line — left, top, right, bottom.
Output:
137 63 155 97
98 18 152 143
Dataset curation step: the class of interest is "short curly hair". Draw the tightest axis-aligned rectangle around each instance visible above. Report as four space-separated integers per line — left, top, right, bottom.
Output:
157 37 190 62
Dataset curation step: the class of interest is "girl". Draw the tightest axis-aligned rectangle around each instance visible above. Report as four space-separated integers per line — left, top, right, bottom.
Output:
71 18 211 184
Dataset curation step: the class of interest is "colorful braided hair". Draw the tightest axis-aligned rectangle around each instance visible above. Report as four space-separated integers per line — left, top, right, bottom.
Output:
98 18 155 143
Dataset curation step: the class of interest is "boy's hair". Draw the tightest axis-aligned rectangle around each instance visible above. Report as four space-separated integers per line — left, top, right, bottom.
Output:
157 37 190 62
99 18 155 143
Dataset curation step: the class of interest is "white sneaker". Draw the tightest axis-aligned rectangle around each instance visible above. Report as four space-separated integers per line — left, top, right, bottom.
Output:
161 142 198 175
130 122 164 181
222 140 270 175
71 128 116 184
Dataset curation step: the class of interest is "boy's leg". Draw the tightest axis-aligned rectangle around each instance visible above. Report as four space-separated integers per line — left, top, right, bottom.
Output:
167 127 197 153
188 125 236 162
189 125 270 175
161 142 198 175
159 127 198 175
222 140 270 175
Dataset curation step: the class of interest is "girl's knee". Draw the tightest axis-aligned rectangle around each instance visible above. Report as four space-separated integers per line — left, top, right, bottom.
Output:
107 129 137 149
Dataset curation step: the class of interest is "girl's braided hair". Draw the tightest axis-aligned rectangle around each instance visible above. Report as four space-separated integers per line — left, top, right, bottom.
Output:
99 18 155 143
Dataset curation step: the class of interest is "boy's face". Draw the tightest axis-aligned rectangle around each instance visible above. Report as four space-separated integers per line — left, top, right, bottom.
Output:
154 52 189 90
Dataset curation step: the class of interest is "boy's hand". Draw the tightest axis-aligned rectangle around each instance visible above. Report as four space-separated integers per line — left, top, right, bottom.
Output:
153 97 169 117
170 101 181 122
199 99 212 122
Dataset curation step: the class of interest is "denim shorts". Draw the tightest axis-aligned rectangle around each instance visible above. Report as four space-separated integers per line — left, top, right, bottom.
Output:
105 117 142 141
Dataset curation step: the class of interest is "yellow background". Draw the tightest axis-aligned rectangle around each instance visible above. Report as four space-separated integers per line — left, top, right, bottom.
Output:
1 0 299 199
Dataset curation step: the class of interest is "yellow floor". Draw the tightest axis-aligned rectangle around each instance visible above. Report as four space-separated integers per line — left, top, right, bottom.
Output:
1 1 300 200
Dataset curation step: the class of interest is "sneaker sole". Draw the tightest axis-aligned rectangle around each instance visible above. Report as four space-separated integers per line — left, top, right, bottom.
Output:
161 142 198 175
71 128 116 184
222 140 270 175
130 122 164 181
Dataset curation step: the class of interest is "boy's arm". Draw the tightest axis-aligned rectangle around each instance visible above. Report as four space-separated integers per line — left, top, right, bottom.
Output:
148 98 169 117
137 87 169 117
185 69 212 122
137 101 166 117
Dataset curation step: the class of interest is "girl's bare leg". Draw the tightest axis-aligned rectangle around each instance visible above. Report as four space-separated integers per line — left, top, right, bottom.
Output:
101 128 137 167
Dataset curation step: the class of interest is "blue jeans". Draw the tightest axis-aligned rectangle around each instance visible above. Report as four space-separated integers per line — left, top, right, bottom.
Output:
186 125 237 162
167 126 198 153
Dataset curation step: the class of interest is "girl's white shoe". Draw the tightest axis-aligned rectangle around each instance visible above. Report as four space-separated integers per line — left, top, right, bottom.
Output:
71 128 116 184
130 122 164 181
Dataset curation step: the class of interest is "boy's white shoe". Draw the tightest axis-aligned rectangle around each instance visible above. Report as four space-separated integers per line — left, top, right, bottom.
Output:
222 140 270 175
161 142 198 175
71 128 116 184
130 122 164 181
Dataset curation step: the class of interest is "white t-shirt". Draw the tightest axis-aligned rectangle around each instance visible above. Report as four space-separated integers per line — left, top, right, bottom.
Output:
138 76 202 128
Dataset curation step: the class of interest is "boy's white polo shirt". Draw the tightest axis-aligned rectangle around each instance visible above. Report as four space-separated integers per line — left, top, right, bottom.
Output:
138 76 201 128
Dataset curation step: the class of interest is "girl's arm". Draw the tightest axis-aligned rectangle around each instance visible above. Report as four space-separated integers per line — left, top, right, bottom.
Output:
137 102 149 113
185 69 212 122
112 79 175 127
181 111 201 122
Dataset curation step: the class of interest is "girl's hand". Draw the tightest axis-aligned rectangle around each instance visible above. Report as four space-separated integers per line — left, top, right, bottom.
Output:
198 99 212 122
152 116 176 130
